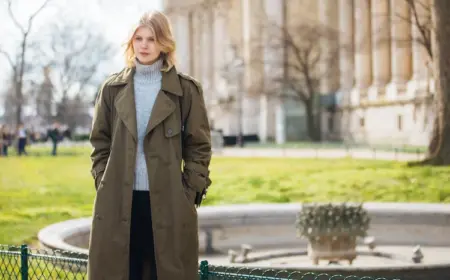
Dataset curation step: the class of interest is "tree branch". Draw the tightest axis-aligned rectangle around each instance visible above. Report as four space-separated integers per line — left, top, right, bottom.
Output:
27 0 52 32
0 47 15 70
5 0 52 35
5 0 25 34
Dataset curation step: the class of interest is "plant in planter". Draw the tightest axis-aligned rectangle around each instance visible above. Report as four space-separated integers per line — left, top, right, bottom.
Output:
295 203 370 265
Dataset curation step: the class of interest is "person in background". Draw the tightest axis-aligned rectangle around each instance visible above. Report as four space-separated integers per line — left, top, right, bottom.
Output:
0 125 3 157
48 121 61 156
2 125 11 156
17 123 28 156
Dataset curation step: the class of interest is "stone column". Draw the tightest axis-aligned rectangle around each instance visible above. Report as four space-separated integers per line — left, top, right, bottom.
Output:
338 0 354 138
318 0 339 141
352 0 372 103
368 0 391 99
408 0 431 96
212 7 230 133
241 0 261 136
275 101 286 144
264 0 285 144
387 0 412 97
241 0 251 136
192 12 203 81
318 0 340 94
201 5 214 108
172 12 191 73
338 0 354 98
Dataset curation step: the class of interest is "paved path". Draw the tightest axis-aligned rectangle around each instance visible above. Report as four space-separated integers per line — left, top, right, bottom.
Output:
33 141 426 161
214 147 425 161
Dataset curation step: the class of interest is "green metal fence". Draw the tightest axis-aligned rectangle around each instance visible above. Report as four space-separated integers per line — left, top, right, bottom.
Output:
1 244 399 280
0 244 87 279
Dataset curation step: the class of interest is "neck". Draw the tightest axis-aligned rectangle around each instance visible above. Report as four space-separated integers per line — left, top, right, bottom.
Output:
134 58 163 83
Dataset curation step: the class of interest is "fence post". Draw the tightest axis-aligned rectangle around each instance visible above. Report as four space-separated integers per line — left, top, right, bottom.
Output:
20 244 28 280
199 260 209 280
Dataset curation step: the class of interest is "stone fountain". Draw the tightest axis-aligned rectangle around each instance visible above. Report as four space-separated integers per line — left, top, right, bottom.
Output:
38 202 450 280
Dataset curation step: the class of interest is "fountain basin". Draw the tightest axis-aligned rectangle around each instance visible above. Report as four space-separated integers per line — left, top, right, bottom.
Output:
38 202 450 280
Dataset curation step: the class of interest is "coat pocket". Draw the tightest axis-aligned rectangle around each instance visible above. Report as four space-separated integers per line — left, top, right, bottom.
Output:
180 173 197 215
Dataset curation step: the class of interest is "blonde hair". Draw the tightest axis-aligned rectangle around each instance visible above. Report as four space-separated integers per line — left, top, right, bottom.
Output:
124 10 176 71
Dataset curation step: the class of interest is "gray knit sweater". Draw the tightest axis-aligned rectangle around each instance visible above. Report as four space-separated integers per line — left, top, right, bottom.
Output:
133 58 163 191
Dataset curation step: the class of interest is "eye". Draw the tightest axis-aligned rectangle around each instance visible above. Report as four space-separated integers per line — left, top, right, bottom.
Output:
135 36 142 41
148 37 155 42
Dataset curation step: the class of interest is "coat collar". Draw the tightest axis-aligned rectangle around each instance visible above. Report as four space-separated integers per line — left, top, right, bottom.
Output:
109 65 183 96
111 65 182 143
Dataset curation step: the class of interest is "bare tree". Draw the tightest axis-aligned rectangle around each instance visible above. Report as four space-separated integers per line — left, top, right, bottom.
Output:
258 21 340 142
55 94 91 132
413 0 450 165
382 0 446 163
39 20 114 129
393 0 450 165
216 44 246 146
1 74 17 125
0 0 52 125
33 65 54 125
401 0 440 162
404 0 432 58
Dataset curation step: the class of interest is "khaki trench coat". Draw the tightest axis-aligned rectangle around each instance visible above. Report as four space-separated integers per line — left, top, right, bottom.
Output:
87 65 212 280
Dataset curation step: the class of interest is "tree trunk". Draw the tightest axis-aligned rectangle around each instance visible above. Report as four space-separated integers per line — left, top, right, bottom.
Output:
15 84 23 126
415 0 450 165
305 99 321 142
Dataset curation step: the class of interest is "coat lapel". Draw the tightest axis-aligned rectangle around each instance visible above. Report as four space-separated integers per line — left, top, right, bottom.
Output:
111 68 138 142
145 91 176 135
144 66 184 136
108 65 184 140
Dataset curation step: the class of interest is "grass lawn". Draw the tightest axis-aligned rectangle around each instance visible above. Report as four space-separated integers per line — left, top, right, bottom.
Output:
1 145 450 246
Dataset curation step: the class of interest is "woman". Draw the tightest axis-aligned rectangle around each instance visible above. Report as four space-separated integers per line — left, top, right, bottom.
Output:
88 10 212 280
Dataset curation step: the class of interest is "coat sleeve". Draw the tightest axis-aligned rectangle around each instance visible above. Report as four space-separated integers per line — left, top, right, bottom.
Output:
182 80 212 197
89 79 112 190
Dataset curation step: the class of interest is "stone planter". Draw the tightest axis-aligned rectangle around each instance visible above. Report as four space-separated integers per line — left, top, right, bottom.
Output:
308 235 357 265
295 203 370 265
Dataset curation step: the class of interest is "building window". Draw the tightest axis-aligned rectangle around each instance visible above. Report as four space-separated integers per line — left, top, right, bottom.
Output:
359 117 365 128
398 115 403 131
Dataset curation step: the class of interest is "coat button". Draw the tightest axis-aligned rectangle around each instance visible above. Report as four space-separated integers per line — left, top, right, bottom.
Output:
167 128 173 136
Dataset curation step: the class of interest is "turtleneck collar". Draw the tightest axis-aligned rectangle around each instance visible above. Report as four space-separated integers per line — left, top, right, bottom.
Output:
134 57 163 83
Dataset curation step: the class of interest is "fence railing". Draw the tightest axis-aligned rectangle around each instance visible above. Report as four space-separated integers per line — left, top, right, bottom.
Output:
1 244 400 280
0 244 88 279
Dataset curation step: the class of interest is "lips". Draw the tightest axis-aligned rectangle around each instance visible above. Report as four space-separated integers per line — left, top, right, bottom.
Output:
140 52 149 56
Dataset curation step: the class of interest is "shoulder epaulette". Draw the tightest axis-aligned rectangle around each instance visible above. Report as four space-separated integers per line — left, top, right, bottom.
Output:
105 73 119 84
178 72 202 90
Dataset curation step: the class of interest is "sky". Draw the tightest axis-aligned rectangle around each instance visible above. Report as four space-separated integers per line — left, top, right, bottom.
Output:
0 0 163 115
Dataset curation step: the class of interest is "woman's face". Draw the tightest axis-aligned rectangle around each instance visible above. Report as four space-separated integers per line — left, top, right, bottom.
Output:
133 26 163 65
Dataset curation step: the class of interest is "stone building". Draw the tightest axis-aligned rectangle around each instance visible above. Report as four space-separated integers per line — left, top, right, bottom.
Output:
163 0 434 146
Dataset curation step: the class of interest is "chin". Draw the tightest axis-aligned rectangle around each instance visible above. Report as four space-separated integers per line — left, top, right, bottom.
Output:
137 56 157 65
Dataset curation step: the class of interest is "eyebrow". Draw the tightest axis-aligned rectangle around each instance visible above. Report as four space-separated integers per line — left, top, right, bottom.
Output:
135 35 154 39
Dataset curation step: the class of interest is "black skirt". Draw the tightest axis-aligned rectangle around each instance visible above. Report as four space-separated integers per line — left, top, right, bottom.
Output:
129 190 157 280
